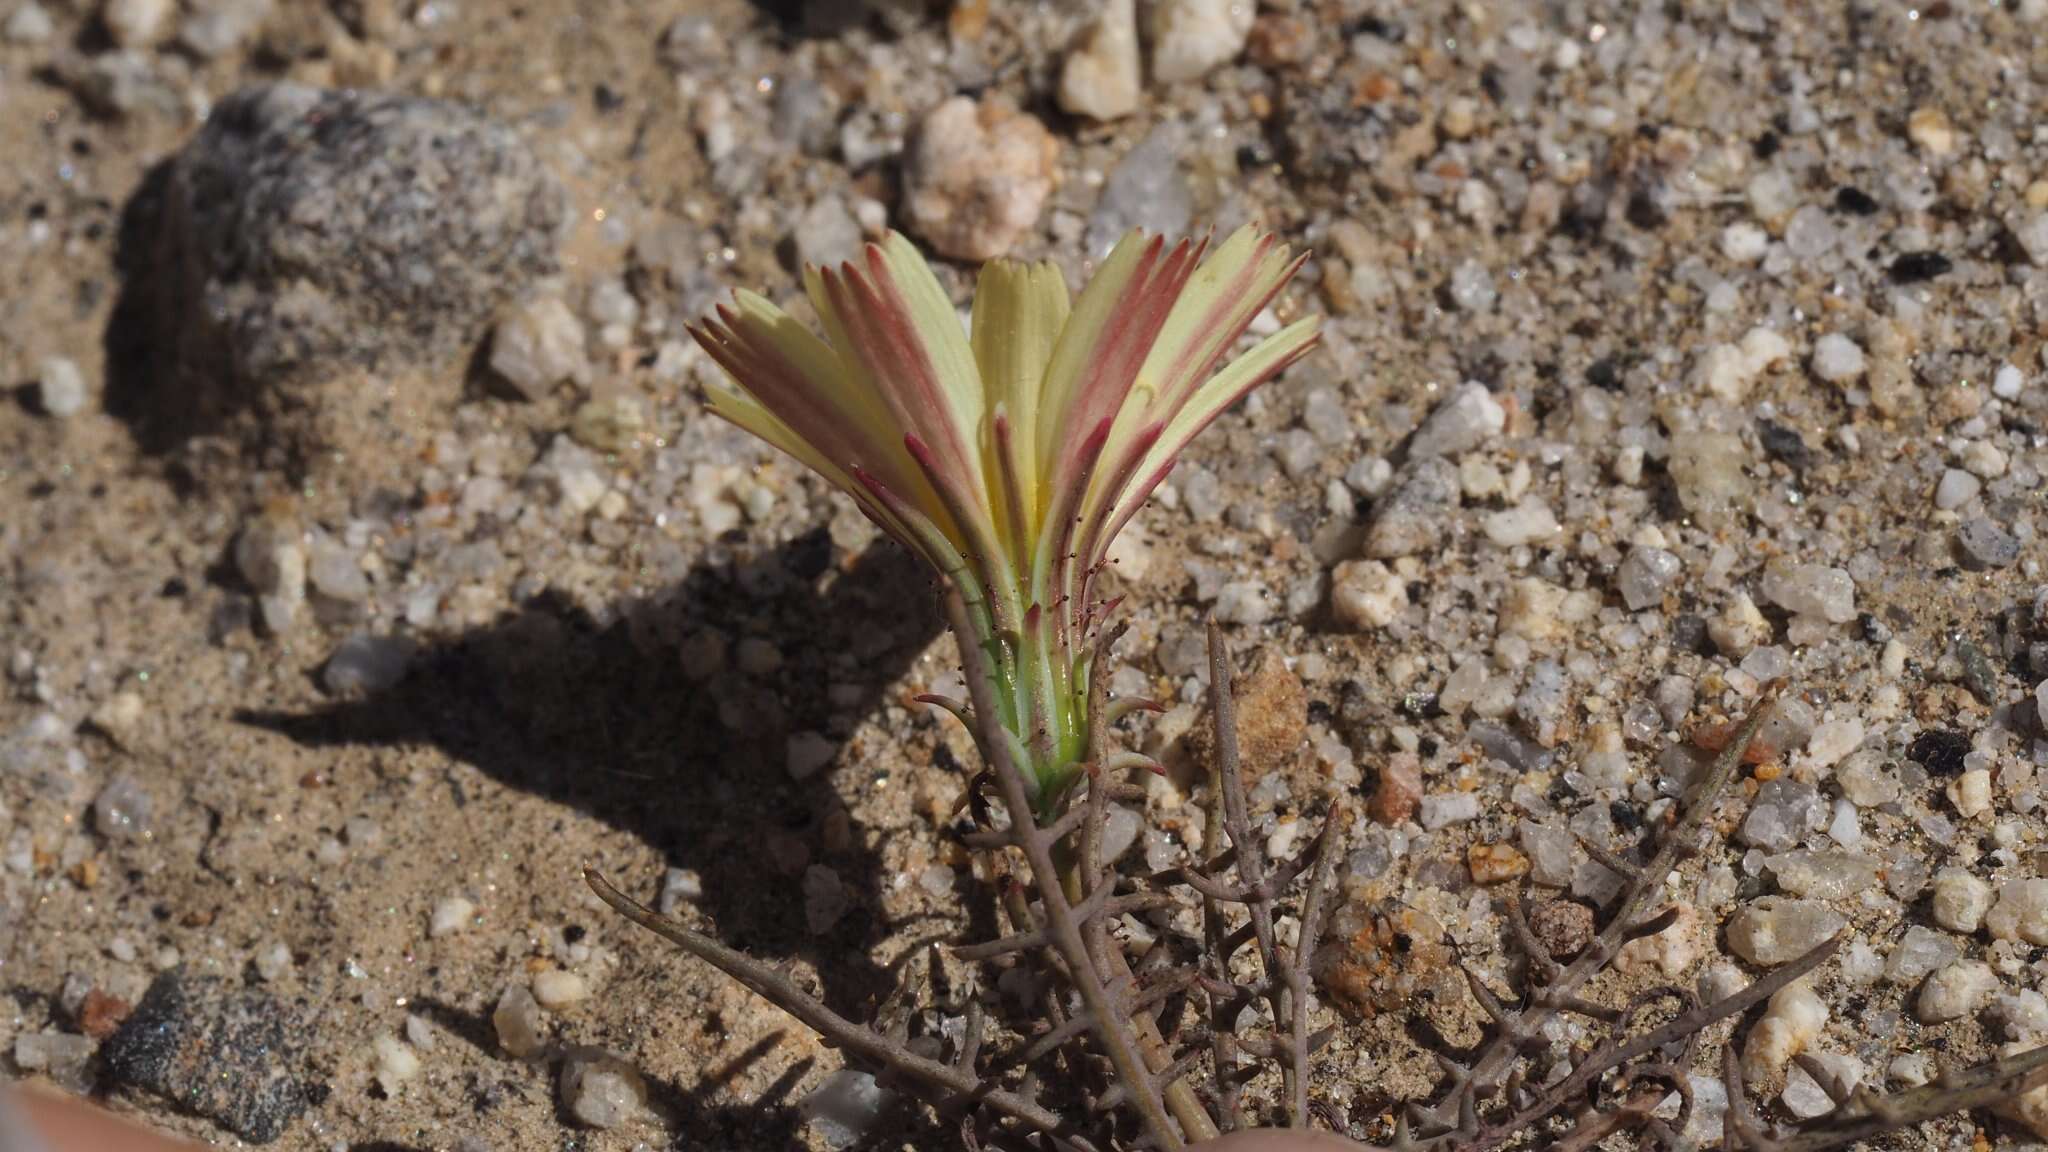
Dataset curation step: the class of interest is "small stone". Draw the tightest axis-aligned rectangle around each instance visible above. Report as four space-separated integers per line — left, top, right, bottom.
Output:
236 516 306 634
795 195 863 268
532 969 589 1011
101 969 311 1142
253 943 294 982
179 0 270 57
1957 518 2020 571
1364 458 1460 559
1759 561 1856 624
1766 850 1879 900
1666 432 1751 520
1988 879 2048 945
307 536 369 603
559 1047 647 1129
1519 821 1576 886
1804 719 1864 769
1330 560 1406 630
904 96 1058 261
1408 383 1505 459
787 731 837 780
1949 768 1994 820
1099 805 1142 863
1529 899 1594 958
1370 753 1421 825
1783 1053 1863 1119
659 867 703 914
800 1069 895 1150
1482 500 1561 548
1616 547 1682 610
1211 580 1272 626
3 1 52 42
1994 362 2028 399
93 774 154 840
1907 106 1956 155
1720 221 1769 263
36 357 88 418
530 435 608 516
372 1034 421 1097
1932 868 1992 934
1935 468 1982 511
492 984 546 1058
1742 980 1827 1080
13 1033 94 1090
428 896 475 939
1725 897 1847 965
1146 0 1254 84
804 864 849 934
1616 903 1702 978
1917 960 1997 1023
1448 260 1496 312
1886 925 1962 983
322 633 415 696
1467 842 1529 885
1418 792 1481 830
1085 123 1192 254
490 297 586 400
1810 333 1866 383
103 0 172 46
1057 0 1140 121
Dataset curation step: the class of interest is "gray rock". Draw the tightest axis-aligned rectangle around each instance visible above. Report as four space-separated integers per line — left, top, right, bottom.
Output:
1086 124 1192 256
93 773 154 840
558 1047 647 1129
1616 547 1682 610
1408 383 1505 459
134 84 564 446
801 1068 895 1149
322 633 415 696
101 968 311 1143
1956 518 2021 571
1365 457 1461 559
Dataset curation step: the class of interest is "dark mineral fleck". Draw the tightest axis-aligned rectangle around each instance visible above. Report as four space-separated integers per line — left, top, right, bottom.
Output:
1888 251 1953 283
1905 729 1971 777
100 968 311 1143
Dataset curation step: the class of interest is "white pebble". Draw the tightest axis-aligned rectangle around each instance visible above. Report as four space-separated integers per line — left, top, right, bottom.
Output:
428 896 475 939
1810 333 1867 384
532 969 590 1010
1146 0 1253 83
1917 960 1997 1023
1988 879 2048 945
1934 468 1982 511
1742 980 1826 1079
1720 221 1769 263
1330 560 1405 629
1932 868 1992 934
373 1034 422 1097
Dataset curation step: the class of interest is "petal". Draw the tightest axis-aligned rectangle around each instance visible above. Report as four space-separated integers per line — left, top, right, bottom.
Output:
1136 225 1305 418
1100 315 1322 553
805 236 986 504
972 257 1071 523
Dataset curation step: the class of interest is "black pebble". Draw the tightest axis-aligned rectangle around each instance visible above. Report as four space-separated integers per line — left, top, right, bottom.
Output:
1889 251 1953 283
1906 729 1971 776
1833 186 1880 215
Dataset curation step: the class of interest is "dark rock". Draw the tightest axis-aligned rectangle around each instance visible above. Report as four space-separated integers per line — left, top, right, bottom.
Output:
1888 251 1952 283
101 968 311 1143
1756 418 1813 470
1956 517 2021 571
115 84 565 459
1905 729 1971 777
1833 186 1880 216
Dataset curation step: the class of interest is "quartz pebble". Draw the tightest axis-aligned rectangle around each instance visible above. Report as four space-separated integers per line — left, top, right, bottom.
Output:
1057 0 1140 121
1364 458 1460 558
801 1069 894 1149
1742 980 1826 1079
904 96 1057 261
1956 518 2020 570
532 969 589 1010
322 633 415 696
1330 560 1405 629
1934 468 1981 511
428 896 475 939
93 774 154 840
1918 960 1996 1024
1810 333 1866 383
1783 1053 1862 1120
4 2 53 41
804 864 848 934
372 1034 421 1097
1726 897 1846 965
1408 383 1505 459
493 984 545 1058
1146 0 1254 84
1931 868 1991 933
1765 851 1878 900
36 357 88 418
1482 500 1560 547
489 296 586 400
1418 792 1480 830
1616 547 1681 610
102 0 171 46
1759 561 1856 624
559 1048 647 1129
1886 925 1961 983
1987 879 2048 945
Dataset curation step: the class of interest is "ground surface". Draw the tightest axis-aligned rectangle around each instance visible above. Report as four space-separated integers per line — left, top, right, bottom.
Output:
4 0 2048 1149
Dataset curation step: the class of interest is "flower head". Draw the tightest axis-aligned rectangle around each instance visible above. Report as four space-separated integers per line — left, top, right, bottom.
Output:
691 225 1317 802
